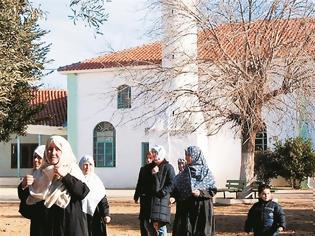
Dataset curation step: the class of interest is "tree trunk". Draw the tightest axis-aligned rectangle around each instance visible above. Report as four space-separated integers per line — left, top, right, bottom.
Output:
238 132 256 199
240 135 256 183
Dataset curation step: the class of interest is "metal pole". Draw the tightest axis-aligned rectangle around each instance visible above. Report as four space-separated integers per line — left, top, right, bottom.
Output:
16 136 21 178
37 134 41 145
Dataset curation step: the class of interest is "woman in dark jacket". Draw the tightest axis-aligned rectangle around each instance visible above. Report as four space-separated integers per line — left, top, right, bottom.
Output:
79 154 111 236
146 145 175 236
26 136 90 236
172 146 217 236
18 145 47 236
134 151 154 236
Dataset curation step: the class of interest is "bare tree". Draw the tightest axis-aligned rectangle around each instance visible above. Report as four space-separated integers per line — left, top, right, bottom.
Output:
120 0 315 186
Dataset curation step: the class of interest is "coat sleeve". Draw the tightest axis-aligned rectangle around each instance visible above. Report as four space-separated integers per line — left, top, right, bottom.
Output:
199 187 217 198
97 195 110 217
275 203 286 229
134 167 143 202
244 205 254 233
17 183 32 219
17 182 29 201
155 164 175 197
61 174 90 200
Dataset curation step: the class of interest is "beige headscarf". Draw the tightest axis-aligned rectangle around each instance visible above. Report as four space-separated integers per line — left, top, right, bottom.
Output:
27 136 86 209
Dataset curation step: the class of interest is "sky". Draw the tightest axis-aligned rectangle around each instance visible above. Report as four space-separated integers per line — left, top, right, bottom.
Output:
32 0 156 89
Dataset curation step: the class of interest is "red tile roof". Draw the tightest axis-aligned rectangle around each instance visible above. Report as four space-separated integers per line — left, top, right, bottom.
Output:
31 89 67 127
58 43 162 71
58 18 315 72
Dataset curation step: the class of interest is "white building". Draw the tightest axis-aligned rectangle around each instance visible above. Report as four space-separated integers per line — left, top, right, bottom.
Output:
58 2 314 188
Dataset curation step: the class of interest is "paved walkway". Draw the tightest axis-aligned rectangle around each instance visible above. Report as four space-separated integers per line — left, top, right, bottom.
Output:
0 186 312 203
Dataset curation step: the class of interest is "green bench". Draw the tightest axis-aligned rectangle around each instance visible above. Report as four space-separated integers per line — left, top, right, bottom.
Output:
217 179 246 198
218 180 276 198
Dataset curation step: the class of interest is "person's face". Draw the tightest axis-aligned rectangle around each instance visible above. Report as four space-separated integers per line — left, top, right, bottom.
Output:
259 188 271 201
185 154 192 165
46 142 62 165
82 162 92 175
152 149 163 165
146 153 153 164
33 154 43 170
178 161 185 172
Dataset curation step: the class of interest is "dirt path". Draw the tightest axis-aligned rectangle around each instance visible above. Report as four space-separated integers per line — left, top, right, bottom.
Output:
0 198 312 236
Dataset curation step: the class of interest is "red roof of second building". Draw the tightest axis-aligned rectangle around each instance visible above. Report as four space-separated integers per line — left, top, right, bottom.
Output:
31 89 67 127
58 43 162 72
58 18 315 72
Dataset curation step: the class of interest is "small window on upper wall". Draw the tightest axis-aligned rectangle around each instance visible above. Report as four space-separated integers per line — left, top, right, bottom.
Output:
117 85 131 109
255 128 267 151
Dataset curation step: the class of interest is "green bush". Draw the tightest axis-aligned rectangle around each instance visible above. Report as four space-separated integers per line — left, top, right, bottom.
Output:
254 150 279 184
274 137 315 189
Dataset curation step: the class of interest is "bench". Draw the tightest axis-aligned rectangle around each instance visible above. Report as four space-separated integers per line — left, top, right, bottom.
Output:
226 179 246 198
217 179 246 198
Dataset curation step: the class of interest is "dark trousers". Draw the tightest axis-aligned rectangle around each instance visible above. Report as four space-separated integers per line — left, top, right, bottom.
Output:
140 219 147 236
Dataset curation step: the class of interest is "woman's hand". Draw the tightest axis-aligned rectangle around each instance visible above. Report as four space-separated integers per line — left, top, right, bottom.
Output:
54 164 70 178
104 216 111 224
192 189 200 197
152 166 159 174
21 175 34 189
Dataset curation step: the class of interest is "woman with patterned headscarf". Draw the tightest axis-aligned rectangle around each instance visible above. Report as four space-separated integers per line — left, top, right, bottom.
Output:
172 146 217 236
25 136 90 236
79 154 110 236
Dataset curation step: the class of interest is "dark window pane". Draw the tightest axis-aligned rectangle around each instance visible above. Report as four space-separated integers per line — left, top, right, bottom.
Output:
11 143 37 169
93 122 116 167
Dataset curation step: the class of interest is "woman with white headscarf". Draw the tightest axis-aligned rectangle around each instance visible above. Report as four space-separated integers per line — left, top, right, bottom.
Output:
172 146 217 236
144 145 175 236
79 154 110 236
24 136 90 236
18 145 47 236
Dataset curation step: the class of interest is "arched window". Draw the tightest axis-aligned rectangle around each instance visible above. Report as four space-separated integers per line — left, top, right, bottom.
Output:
255 128 267 151
93 122 116 167
117 84 131 109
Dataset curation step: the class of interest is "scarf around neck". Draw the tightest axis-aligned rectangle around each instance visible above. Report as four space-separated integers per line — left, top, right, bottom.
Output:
27 136 86 209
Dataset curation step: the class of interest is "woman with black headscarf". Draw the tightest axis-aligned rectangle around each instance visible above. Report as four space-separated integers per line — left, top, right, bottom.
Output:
172 146 217 236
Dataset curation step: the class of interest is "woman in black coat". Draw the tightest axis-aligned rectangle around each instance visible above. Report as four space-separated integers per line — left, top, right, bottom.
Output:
172 146 217 236
26 136 90 236
79 154 111 236
145 145 175 236
18 145 47 236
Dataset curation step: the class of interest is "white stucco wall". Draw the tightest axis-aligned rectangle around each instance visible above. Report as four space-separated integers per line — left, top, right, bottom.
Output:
66 66 244 188
69 70 150 188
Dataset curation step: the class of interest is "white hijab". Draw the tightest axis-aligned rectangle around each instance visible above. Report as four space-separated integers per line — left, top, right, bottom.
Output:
32 145 45 175
79 154 106 216
151 145 166 161
27 136 86 209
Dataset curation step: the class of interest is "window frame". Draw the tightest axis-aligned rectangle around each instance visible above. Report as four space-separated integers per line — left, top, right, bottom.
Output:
117 84 131 109
11 143 38 168
93 122 116 167
255 129 267 151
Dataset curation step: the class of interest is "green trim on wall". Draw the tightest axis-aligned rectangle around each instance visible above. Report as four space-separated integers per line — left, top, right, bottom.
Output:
67 74 78 157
